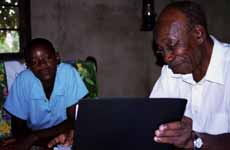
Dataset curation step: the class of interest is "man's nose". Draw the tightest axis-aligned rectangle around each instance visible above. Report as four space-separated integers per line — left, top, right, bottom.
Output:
37 59 48 67
163 52 175 64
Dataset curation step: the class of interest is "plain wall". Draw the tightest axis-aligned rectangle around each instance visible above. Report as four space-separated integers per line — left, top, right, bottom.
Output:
30 0 230 97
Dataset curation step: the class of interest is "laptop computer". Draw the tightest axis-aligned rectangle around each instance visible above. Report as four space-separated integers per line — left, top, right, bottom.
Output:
72 97 187 150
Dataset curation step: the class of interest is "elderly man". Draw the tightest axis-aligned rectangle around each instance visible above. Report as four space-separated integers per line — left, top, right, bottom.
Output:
151 1 230 150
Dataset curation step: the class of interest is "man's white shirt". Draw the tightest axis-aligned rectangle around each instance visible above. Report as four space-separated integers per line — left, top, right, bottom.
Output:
150 36 230 134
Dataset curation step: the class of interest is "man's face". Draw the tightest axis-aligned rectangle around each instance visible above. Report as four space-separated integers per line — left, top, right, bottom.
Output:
156 8 202 74
27 46 58 84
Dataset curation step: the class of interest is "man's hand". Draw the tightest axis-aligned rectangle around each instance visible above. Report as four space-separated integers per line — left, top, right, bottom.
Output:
0 135 38 150
154 116 193 149
14 136 37 150
47 129 74 148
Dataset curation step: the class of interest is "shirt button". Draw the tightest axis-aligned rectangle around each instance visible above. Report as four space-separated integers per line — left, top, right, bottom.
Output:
192 105 199 113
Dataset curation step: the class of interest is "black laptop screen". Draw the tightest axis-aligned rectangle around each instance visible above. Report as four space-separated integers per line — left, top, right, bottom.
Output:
73 97 187 150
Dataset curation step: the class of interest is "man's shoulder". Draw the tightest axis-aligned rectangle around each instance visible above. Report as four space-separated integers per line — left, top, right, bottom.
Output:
211 36 230 65
220 42 230 52
57 63 79 79
58 62 75 70
212 36 230 53
219 42 230 62
15 69 33 80
11 69 38 90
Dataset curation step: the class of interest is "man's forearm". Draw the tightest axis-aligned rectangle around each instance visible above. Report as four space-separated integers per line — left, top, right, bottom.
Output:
30 119 74 145
174 132 230 150
199 133 230 150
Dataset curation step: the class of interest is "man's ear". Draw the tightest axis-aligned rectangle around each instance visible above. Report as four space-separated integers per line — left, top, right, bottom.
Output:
55 52 61 64
193 25 206 44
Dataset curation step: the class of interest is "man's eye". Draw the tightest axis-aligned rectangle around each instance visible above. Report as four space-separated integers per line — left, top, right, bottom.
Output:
168 45 173 51
45 55 53 61
156 49 164 55
30 60 38 66
168 41 178 50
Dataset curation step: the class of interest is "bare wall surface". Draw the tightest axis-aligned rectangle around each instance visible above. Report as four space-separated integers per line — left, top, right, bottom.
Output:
194 0 230 41
31 0 230 97
31 0 161 97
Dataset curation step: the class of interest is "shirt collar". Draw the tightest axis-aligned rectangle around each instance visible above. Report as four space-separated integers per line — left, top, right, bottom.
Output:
170 69 195 84
52 63 65 95
31 63 64 100
205 36 225 84
170 36 225 85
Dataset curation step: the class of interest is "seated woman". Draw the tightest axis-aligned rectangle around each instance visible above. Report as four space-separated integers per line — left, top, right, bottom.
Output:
3 38 88 150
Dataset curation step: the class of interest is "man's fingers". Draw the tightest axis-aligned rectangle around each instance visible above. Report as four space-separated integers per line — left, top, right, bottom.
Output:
47 130 74 148
154 136 175 144
159 121 182 131
154 135 185 146
47 134 66 148
153 116 193 149
155 129 183 137
48 139 57 148
159 116 192 131
63 140 73 146
64 133 74 146
59 134 67 143
182 116 192 123
69 130 74 138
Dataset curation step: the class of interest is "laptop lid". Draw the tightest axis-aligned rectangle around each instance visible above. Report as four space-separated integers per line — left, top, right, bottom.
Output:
73 97 187 150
